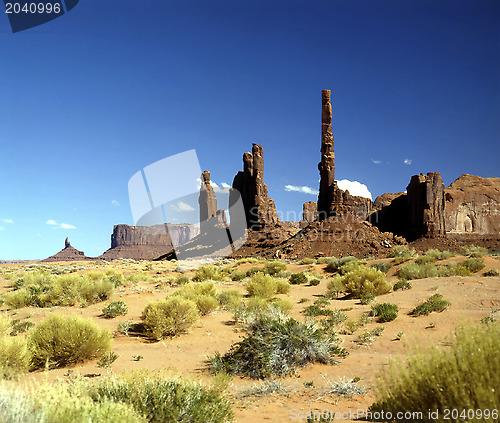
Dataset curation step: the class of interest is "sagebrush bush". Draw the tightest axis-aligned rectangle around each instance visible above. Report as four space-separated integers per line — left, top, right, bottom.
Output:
309 278 321 286
410 294 450 316
105 269 125 287
436 262 472 277
461 245 489 258
246 266 263 277
326 277 345 298
299 258 316 265
0 314 30 379
424 249 454 260
275 278 291 294
217 289 243 309
370 262 393 274
102 300 128 318
141 297 200 340
461 257 486 273
415 255 437 265
393 280 412 291
396 262 438 280
173 274 190 285
360 294 375 305
339 267 391 298
483 268 500 277
0 382 144 423
245 273 279 298
4 272 114 309
90 371 233 423
263 261 287 275
371 303 398 322
209 315 347 378
325 256 359 274
192 265 226 282
230 270 246 281
289 272 308 285
125 272 155 283
371 323 500 421
29 314 112 369
387 245 415 258
173 281 219 315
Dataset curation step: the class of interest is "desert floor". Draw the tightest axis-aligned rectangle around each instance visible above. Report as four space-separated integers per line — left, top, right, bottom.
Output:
1 254 499 423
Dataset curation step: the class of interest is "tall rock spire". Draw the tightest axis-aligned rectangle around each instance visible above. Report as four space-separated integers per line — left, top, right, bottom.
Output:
199 170 218 232
317 89 335 219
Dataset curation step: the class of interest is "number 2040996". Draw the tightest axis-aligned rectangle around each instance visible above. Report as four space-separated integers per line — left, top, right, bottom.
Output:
5 2 61 14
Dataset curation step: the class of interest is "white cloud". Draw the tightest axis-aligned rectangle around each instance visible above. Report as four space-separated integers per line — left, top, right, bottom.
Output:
336 179 373 200
285 185 319 195
371 159 382 165
111 200 121 207
0 218 14 224
221 182 231 189
171 201 195 212
404 158 412 165
46 219 77 229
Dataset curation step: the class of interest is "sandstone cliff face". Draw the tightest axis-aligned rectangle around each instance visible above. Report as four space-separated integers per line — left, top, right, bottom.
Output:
101 223 200 260
445 174 500 236
407 172 446 239
300 201 318 227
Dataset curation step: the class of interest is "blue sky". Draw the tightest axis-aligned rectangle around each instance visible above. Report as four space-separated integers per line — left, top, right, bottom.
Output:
1 0 499 259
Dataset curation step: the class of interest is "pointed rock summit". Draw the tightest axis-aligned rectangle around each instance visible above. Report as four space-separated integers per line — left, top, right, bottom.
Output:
42 238 89 262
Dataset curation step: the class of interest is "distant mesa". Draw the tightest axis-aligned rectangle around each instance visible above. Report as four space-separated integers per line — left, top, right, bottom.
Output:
42 238 90 262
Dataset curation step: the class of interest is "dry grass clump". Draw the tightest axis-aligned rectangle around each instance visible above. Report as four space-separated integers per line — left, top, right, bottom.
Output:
371 323 500 421
0 314 30 379
141 297 200 340
29 314 112 369
192 265 228 282
209 314 347 379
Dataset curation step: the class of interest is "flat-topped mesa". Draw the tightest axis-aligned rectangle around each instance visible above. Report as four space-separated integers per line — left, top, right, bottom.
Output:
231 143 279 230
317 89 335 219
407 172 446 239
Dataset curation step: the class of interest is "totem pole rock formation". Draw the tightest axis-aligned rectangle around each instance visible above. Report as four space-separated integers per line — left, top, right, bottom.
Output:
199 170 224 232
317 90 336 219
406 172 446 239
231 143 279 230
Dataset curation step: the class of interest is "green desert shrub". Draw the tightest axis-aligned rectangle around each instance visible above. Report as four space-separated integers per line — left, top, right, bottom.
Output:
0 315 30 379
359 294 375 305
461 257 486 273
303 305 334 318
209 315 347 379
232 296 291 323
192 265 226 282
125 272 155 283
105 269 125 287
289 272 308 285
0 382 144 423
415 255 437 265
102 300 128 318
371 323 500 421
461 244 489 258
325 256 360 274
483 268 500 277
309 278 321 286
245 273 278 298
326 277 345 298
275 278 291 294
245 266 263 277
141 297 200 340
173 281 219 315
393 280 412 291
90 371 233 423
230 269 246 281
371 303 399 322
173 274 190 285
299 258 316 265
410 294 451 316
423 249 454 260
396 262 438 280
370 262 393 274
29 314 112 369
387 245 415 259
436 262 472 277
263 260 287 275
338 267 391 298
217 289 243 309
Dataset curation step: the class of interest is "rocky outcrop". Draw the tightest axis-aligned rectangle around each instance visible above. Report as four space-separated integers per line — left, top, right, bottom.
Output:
43 238 89 262
407 172 446 239
445 174 500 236
199 170 227 232
100 224 200 260
231 143 279 230
300 201 318 227
373 193 405 210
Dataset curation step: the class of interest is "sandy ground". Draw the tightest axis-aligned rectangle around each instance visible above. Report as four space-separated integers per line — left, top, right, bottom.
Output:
1 255 499 422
